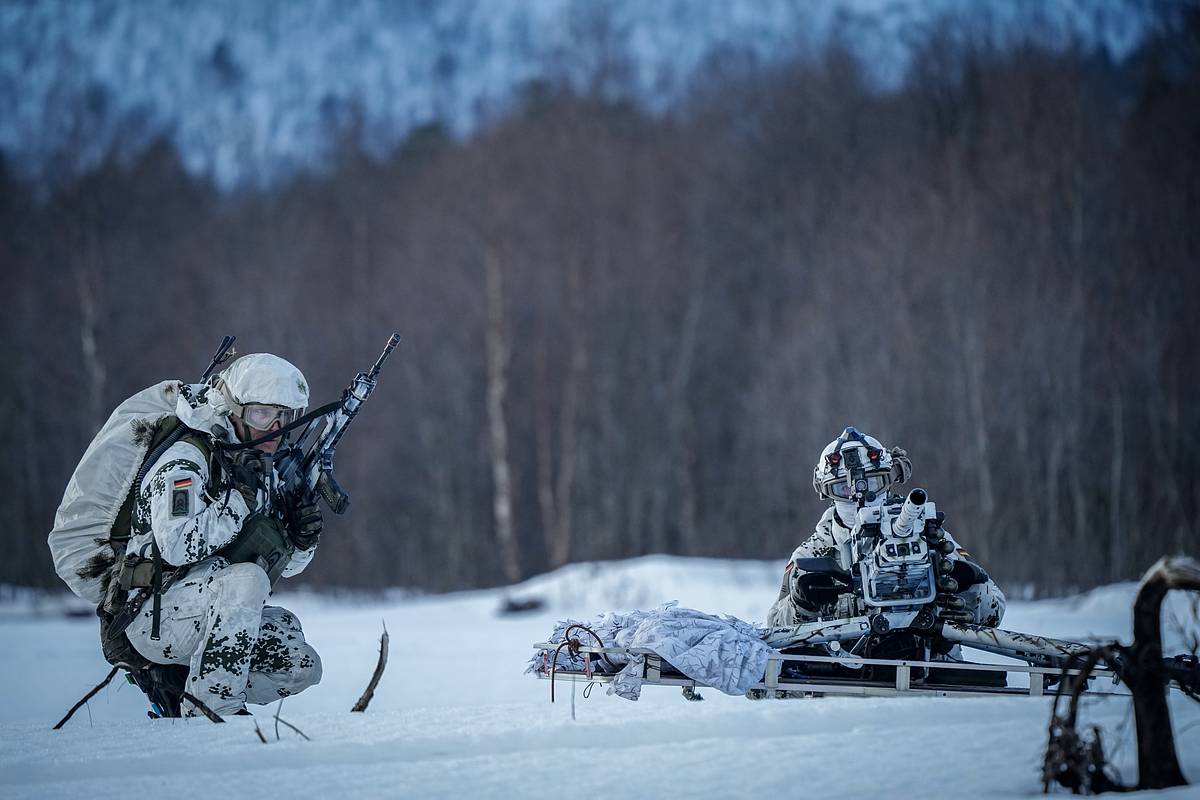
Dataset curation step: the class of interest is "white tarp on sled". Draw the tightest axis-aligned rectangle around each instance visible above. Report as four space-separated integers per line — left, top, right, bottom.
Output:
529 602 772 700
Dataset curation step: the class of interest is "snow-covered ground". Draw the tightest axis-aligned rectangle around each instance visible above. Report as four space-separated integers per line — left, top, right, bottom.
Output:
2 555 1198 799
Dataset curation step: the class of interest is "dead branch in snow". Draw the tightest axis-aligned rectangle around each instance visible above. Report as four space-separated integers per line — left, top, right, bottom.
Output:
53 666 119 730
181 691 225 723
351 623 390 712
273 714 311 741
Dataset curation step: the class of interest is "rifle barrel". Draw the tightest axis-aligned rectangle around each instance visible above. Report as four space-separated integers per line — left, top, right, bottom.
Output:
367 333 402 381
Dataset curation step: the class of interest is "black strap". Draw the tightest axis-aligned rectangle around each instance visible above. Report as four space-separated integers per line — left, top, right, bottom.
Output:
137 424 188 489
150 536 163 640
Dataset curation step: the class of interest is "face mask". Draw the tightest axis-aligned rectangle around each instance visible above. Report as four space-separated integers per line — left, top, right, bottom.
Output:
835 496 883 528
834 501 860 528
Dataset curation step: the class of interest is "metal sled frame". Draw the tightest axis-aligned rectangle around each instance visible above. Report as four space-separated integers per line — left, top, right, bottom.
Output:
533 641 1133 700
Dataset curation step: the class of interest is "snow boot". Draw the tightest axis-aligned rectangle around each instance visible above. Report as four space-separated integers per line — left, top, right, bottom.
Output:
127 663 189 718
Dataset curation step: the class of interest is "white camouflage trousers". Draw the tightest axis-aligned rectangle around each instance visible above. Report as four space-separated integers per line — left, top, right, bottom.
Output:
126 557 322 716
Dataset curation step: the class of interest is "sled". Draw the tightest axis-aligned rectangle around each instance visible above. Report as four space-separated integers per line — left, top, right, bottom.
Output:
533 613 1200 701
535 641 1120 700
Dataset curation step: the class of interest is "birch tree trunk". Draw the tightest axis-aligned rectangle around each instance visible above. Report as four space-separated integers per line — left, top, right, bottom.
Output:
534 253 587 569
551 254 587 567
75 241 106 436
962 320 995 518
484 245 521 584
1108 385 1124 581
535 333 559 564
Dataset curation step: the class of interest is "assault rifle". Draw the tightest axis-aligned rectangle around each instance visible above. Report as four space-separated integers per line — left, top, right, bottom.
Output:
274 332 402 515
210 333 401 586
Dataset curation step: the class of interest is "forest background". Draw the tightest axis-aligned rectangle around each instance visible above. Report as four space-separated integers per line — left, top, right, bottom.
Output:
2 3 1197 598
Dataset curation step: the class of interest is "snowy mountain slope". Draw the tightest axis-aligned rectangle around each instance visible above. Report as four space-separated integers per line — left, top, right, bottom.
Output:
1 556 1197 798
0 0 1155 188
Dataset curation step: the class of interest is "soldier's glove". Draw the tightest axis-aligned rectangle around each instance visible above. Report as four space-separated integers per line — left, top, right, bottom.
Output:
889 447 912 485
947 558 989 590
287 501 323 551
920 513 968 622
933 554 989 624
793 571 853 613
228 450 272 509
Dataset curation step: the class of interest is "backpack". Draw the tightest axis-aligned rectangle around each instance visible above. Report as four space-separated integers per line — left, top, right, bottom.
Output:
48 381 212 605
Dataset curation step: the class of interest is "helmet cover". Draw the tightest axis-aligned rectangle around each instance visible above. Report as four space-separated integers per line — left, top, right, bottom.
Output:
217 353 309 411
813 426 896 502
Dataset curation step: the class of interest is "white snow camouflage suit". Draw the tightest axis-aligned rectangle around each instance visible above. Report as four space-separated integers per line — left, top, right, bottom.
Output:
766 504 1007 628
123 376 321 717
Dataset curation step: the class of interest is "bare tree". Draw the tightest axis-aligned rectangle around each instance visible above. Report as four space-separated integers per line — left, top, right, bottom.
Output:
484 241 521 584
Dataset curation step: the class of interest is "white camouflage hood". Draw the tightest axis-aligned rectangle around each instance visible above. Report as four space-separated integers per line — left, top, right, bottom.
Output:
175 382 235 440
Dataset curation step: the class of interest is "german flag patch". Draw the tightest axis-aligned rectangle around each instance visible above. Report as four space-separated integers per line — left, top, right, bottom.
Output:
171 477 193 517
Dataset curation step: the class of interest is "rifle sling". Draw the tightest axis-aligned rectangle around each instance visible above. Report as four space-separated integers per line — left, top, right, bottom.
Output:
150 536 163 640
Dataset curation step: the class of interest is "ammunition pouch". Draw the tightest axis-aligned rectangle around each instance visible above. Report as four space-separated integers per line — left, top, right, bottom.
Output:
117 555 172 592
219 513 294 585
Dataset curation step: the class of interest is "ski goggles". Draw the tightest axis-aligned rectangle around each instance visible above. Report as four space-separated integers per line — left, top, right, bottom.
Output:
821 470 892 500
232 402 304 431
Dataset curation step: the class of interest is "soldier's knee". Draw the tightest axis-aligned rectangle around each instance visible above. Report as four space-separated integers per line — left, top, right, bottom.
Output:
963 580 1006 627
297 646 322 689
767 597 811 628
212 562 272 604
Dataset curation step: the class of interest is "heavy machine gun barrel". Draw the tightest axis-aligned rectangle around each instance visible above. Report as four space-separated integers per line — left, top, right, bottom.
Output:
893 488 927 537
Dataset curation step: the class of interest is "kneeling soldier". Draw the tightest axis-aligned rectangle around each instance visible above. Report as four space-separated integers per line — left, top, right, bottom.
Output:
121 353 323 717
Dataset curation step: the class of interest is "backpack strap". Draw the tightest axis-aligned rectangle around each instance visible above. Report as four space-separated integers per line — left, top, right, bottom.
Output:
109 419 217 642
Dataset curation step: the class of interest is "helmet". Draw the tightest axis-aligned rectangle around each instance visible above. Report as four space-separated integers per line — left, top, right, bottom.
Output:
214 353 309 429
813 427 908 504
